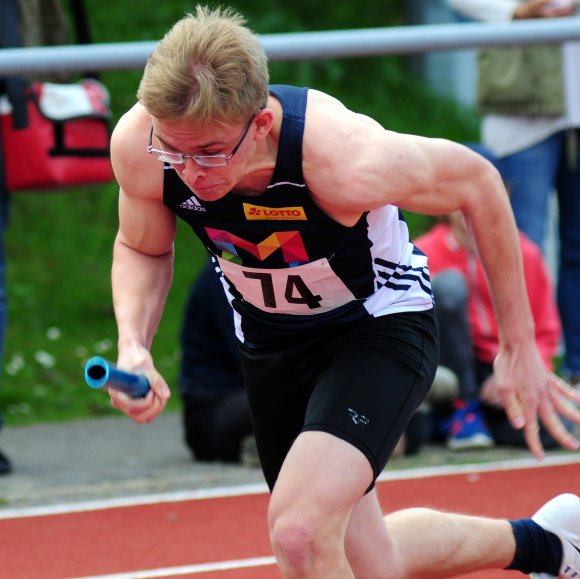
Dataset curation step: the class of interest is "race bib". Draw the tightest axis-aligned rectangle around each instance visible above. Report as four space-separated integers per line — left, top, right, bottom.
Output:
217 257 356 315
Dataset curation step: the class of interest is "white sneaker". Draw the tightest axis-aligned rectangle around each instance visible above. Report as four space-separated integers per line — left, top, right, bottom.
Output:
530 494 580 578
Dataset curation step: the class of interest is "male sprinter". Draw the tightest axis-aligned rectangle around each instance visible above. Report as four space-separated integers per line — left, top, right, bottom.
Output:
109 6 580 577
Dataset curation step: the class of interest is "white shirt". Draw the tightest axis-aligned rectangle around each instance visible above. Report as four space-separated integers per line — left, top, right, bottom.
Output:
448 0 580 157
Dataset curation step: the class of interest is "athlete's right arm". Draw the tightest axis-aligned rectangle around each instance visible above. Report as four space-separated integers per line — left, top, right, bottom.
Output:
108 104 175 423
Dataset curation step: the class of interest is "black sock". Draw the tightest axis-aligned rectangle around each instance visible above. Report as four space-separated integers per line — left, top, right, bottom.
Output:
506 519 563 575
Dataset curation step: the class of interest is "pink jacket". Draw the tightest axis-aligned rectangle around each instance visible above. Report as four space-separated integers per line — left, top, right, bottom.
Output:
416 222 562 369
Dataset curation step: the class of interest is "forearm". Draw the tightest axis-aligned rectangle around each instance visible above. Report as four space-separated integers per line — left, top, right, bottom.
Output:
112 234 174 357
464 178 536 350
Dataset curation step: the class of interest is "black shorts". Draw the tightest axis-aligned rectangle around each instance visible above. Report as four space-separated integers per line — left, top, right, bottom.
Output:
239 309 439 491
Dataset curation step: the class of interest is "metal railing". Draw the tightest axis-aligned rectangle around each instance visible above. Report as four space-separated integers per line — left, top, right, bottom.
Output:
0 17 579 77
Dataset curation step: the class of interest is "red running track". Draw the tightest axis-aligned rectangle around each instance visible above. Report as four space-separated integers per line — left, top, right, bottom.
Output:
0 458 579 579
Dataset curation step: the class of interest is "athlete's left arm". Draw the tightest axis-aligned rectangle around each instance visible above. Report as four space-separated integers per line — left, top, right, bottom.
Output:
303 94 580 457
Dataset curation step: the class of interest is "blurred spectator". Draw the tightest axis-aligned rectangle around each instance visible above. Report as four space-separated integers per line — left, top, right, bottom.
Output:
178 260 254 464
0 0 73 474
415 148 563 450
17 0 70 58
448 0 580 388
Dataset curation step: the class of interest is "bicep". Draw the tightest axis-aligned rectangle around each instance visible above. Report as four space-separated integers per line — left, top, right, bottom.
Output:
111 109 176 257
387 136 506 219
117 187 176 257
304 101 505 221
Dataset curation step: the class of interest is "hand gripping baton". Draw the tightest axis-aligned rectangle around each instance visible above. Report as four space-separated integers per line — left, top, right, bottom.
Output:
84 356 150 398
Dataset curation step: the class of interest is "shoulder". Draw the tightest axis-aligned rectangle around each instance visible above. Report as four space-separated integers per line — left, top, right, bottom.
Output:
303 90 386 143
111 103 149 157
111 104 164 200
302 89 463 183
301 90 402 215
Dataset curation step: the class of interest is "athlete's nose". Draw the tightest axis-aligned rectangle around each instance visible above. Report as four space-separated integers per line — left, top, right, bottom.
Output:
178 157 207 185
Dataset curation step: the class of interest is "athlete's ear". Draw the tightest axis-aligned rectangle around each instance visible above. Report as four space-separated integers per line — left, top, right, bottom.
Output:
254 108 275 140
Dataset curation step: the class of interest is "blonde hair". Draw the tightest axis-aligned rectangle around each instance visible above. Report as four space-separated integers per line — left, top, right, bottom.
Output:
137 5 269 124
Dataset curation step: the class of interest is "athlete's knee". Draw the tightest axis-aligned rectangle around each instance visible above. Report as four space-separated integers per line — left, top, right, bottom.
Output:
269 510 321 573
269 500 345 573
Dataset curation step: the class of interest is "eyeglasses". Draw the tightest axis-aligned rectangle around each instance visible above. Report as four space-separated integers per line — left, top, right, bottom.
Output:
147 114 257 167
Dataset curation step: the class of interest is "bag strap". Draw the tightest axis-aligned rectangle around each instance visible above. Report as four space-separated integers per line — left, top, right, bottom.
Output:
69 0 93 45
0 0 29 129
68 0 100 80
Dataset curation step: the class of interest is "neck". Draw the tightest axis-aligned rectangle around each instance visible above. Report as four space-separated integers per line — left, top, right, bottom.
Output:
234 96 283 195
234 132 278 195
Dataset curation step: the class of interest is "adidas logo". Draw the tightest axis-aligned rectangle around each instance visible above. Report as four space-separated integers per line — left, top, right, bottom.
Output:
180 196 206 212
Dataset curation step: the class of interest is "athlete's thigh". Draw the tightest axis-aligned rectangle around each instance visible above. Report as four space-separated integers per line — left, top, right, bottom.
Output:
240 310 438 490
240 343 311 490
303 311 438 482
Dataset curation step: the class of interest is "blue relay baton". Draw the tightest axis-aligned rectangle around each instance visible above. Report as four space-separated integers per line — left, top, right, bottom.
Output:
84 356 150 399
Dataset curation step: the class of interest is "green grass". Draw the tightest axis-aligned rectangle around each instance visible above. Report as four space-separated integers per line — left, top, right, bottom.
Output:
0 1 480 426
3 188 207 424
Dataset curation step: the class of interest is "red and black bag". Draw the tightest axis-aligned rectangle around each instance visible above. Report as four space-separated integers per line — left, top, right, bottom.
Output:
0 0 114 192
1 78 114 191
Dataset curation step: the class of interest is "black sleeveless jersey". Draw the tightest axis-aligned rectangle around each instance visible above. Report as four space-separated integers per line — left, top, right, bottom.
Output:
163 84 432 346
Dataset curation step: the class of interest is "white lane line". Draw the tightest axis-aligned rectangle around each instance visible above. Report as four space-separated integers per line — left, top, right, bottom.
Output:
0 452 578 520
377 451 580 481
65 555 277 579
0 482 269 519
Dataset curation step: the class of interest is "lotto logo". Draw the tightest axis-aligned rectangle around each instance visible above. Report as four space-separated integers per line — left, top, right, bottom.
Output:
243 203 307 221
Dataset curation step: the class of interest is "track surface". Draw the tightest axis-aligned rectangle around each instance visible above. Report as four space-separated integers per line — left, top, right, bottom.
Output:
1 457 578 579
